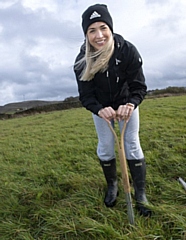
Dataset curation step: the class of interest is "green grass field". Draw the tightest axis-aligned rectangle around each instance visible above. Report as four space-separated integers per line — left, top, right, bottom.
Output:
0 95 186 240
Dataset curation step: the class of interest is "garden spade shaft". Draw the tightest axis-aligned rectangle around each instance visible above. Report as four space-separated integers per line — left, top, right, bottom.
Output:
108 121 135 225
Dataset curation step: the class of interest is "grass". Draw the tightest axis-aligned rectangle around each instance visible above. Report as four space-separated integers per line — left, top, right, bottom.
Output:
0 95 186 240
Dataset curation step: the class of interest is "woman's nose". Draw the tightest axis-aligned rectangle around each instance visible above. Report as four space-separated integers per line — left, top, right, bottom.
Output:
96 30 103 38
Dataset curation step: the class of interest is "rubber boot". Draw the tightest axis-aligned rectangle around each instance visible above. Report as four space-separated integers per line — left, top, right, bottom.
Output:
127 159 152 217
100 158 118 207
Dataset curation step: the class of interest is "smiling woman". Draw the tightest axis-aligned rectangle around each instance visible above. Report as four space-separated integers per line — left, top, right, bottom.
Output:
73 3 152 218
80 22 114 81
87 22 111 50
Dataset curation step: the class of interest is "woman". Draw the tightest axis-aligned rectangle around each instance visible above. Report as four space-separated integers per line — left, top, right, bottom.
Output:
74 4 152 217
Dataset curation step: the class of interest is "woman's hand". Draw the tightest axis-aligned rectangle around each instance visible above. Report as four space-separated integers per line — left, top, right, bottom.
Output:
98 107 116 123
116 103 135 122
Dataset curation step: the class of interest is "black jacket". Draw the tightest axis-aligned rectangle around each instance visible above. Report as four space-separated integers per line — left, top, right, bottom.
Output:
74 33 147 115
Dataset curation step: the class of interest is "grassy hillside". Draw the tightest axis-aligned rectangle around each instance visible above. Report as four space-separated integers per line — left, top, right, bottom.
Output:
0 95 186 240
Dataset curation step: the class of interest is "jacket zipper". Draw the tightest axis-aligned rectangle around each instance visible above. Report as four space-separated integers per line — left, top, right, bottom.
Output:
107 70 113 103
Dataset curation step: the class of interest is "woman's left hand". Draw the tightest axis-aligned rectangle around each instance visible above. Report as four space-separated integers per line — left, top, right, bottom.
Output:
116 103 135 122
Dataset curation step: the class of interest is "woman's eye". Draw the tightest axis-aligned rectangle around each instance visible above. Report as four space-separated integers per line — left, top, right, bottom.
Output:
101 27 107 30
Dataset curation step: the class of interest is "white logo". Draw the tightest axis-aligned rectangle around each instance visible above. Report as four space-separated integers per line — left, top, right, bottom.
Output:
116 58 121 65
90 11 101 19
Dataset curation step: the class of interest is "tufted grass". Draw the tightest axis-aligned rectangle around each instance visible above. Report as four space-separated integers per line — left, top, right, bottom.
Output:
0 95 186 240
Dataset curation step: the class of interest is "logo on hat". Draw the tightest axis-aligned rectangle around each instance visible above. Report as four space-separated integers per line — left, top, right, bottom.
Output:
90 11 101 19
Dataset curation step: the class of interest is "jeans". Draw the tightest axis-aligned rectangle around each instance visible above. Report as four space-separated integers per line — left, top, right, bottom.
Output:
92 107 144 161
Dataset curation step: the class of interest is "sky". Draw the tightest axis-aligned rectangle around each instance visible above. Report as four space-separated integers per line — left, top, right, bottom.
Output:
0 0 186 106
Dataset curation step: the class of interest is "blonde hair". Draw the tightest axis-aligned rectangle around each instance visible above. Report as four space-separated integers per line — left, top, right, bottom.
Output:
76 33 114 81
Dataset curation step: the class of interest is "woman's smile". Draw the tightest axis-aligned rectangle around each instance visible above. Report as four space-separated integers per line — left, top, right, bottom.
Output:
87 22 111 50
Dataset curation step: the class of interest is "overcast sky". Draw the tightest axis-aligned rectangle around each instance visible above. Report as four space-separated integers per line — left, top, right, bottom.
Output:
0 0 186 105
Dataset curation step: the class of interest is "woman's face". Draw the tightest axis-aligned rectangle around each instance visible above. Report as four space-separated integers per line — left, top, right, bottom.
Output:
87 22 112 51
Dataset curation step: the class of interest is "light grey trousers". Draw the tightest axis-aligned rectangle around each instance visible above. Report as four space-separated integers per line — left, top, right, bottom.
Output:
92 107 144 161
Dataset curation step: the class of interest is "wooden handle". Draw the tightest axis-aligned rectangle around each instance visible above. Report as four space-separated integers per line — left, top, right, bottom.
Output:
120 122 131 193
108 122 135 225
108 122 131 193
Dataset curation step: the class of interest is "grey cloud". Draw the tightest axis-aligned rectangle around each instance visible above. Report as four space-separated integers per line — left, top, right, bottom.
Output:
0 0 185 105
145 51 186 89
0 1 81 42
0 1 80 105
145 0 170 5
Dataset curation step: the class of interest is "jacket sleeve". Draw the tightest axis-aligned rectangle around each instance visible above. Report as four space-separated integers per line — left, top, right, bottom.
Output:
74 66 103 115
125 45 147 108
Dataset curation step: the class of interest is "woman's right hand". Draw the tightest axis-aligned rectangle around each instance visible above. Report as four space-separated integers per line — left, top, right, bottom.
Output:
98 107 116 123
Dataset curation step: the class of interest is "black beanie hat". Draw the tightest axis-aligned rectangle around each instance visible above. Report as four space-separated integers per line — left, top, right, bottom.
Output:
82 4 113 35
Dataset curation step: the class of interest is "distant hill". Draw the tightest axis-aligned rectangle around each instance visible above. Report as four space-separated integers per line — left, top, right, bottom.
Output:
0 100 62 114
0 86 186 119
0 97 81 119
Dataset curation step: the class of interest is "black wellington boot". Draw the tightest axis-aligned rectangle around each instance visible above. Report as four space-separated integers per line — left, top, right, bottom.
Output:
100 158 118 207
127 159 152 217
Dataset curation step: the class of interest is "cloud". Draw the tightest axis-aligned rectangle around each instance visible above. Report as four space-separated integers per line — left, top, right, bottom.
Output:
0 0 80 105
0 0 186 105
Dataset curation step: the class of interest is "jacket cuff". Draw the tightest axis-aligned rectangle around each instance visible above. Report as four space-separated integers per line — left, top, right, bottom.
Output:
128 99 138 109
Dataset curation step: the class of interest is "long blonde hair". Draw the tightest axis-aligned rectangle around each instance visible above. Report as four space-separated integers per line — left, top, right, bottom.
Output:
76 33 114 81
